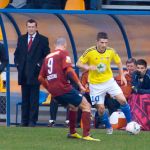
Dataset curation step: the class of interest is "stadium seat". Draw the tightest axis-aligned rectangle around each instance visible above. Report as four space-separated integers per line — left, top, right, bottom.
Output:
65 0 85 10
0 0 10 8
15 91 50 125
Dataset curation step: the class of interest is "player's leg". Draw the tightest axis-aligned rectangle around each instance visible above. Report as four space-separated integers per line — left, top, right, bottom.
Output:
61 88 91 138
79 96 91 136
89 83 113 134
79 97 100 141
108 79 132 123
55 89 100 141
114 93 132 123
67 105 80 137
96 104 113 134
48 100 58 127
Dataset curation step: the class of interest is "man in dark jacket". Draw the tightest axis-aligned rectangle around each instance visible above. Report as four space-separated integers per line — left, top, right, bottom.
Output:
0 43 8 115
0 43 8 73
132 59 150 94
14 19 50 127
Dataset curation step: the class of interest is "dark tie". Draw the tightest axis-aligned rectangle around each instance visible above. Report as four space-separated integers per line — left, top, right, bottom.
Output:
28 36 33 51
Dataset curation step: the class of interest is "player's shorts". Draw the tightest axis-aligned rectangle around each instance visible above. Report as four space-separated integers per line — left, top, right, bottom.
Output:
89 78 122 105
55 88 83 107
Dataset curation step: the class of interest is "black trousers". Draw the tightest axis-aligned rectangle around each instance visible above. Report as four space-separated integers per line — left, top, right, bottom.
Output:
84 0 91 10
21 85 40 124
50 100 58 121
50 100 69 121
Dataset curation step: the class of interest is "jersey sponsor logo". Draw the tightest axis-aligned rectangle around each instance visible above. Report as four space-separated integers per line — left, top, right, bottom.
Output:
66 56 71 63
47 74 57 80
97 63 106 72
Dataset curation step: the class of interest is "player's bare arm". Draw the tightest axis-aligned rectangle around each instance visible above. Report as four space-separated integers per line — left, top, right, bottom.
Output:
116 61 127 86
76 60 97 71
38 75 49 91
65 66 86 92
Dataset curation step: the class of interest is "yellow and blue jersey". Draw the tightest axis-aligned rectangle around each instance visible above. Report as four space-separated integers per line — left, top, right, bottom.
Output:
79 46 121 84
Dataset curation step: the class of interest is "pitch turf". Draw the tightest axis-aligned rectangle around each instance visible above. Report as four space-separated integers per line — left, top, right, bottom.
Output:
0 126 149 150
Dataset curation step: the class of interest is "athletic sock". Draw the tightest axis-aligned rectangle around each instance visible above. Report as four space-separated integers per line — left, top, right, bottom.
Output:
101 111 111 129
82 111 91 137
69 110 77 134
120 103 132 123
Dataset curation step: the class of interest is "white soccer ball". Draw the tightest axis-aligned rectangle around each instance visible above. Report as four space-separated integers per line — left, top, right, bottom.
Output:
126 121 141 135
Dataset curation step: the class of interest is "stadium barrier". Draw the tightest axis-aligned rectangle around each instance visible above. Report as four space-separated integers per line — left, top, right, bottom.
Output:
128 94 150 130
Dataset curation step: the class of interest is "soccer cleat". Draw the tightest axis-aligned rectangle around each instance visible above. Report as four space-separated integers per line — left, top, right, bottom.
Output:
106 128 113 135
83 136 101 142
67 133 82 139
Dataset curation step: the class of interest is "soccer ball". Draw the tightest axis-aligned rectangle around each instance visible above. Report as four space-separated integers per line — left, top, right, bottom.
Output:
126 121 141 135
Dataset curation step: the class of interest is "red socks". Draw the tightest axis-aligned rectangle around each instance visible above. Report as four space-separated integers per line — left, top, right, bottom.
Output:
69 110 91 137
82 111 91 137
69 110 77 134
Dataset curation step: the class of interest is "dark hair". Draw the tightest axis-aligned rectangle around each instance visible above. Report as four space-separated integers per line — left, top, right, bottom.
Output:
126 58 136 65
136 59 147 68
97 32 108 41
26 19 37 27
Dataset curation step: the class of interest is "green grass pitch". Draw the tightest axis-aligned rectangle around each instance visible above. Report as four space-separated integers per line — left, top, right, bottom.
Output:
0 126 149 150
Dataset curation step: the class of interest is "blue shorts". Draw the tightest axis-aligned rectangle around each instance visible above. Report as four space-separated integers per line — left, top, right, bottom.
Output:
55 88 83 107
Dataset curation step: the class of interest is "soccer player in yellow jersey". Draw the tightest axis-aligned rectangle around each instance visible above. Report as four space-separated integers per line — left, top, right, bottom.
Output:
77 32 132 134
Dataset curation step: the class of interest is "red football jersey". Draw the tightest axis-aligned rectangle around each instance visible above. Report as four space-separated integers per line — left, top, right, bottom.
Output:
40 49 73 97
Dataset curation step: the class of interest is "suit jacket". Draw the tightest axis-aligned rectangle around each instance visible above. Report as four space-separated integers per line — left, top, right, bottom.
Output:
0 43 8 73
14 32 50 85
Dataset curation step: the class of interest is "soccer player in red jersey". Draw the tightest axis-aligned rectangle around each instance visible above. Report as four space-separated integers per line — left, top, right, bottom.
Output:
38 37 100 141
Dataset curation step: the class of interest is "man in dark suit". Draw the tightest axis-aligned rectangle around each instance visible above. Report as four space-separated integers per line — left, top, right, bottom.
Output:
14 19 50 127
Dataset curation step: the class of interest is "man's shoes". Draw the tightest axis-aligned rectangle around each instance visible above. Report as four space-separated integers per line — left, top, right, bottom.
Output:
19 123 28 127
48 120 55 127
83 136 101 141
67 133 82 139
28 122 36 127
106 128 113 134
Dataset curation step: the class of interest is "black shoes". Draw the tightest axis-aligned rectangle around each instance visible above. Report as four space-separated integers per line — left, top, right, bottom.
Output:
28 122 36 127
19 122 36 127
19 123 28 127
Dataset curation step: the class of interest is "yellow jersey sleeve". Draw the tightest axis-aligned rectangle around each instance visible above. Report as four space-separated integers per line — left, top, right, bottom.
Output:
79 55 88 64
79 46 95 64
112 49 121 64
